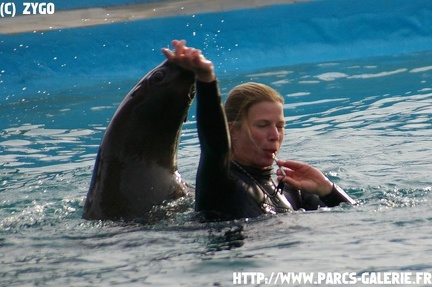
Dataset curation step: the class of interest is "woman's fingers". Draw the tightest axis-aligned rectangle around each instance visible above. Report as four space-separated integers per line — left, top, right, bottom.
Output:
162 39 216 82
161 47 174 60
173 39 186 56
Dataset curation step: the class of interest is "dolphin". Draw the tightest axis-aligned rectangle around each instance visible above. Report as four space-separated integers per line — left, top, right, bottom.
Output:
82 60 196 221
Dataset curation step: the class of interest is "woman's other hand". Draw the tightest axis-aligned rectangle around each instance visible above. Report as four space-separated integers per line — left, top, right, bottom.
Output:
276 159 333 197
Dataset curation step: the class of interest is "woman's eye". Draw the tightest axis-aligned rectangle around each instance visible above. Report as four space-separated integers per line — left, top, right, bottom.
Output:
254 122 268 128
254 122 284 130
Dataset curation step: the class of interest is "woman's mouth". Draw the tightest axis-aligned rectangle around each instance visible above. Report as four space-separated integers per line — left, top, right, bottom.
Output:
263 149 277 158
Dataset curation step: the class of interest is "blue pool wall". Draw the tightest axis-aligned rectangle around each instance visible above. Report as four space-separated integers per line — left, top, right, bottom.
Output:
1 0 432 102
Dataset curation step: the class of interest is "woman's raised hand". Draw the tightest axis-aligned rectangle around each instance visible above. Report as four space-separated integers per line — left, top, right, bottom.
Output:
162 39 216 83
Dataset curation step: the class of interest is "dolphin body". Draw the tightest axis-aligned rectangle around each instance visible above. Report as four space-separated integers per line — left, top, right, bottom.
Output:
82 60 196 221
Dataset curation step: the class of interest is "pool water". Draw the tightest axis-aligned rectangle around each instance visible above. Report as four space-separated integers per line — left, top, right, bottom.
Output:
1 49 432 286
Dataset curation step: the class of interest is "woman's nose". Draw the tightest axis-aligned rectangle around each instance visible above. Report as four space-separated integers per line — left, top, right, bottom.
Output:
268 125 281 141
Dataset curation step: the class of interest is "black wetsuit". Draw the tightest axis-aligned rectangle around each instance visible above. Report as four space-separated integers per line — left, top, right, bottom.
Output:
195 80 353 221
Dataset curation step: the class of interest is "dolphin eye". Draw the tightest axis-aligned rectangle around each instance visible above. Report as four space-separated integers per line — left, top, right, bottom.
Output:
150 70 167 85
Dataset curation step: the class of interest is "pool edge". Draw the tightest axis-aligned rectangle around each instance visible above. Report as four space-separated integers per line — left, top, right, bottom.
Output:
0 0 309 35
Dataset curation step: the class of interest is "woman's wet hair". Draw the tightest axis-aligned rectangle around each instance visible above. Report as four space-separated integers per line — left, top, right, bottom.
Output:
224 82 284 124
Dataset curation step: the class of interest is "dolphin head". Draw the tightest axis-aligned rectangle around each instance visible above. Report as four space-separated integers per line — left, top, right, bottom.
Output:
129 60 195 103
103 60 196 167
83 60 196 221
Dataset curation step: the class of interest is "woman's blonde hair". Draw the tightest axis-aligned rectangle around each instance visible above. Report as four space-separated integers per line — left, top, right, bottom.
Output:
224 82 284 124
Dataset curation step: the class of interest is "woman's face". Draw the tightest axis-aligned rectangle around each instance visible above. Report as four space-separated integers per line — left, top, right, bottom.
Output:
231 101 285 168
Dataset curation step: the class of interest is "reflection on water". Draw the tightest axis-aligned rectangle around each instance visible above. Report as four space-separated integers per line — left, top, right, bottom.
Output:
1 124 96 169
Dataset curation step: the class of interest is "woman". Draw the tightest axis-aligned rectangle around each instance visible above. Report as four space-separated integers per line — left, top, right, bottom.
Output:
163 40 355 221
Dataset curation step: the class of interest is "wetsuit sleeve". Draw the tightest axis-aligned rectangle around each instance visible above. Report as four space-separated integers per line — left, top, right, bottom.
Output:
194 80 232 213
287 183 356 210
195 80 230 154
319 183 356 207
